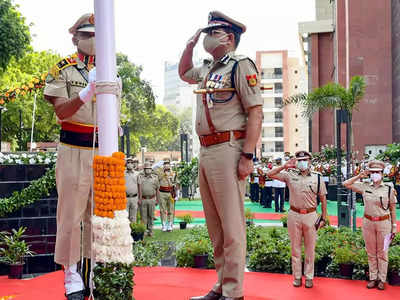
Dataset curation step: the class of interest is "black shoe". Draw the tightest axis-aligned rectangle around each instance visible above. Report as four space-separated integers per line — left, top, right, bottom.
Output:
280 209 286 212
66 290 85 300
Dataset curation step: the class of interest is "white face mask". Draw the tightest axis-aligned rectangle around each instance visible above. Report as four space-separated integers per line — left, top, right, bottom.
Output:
144 169 151 175
297 160 309 171
203 33 229 54
78 37 96 56
370 173 382 182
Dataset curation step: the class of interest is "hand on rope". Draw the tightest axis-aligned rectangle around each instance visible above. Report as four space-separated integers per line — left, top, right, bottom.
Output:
79 67 96 103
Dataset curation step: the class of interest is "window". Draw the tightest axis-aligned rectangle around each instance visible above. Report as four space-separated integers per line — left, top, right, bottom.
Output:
275 127 283 137
274 68 282 75
274 97 282 107
295 143 299 147
294 85 298 89
295 128 298 132
274 82 283 94
275 111 283 123
275 141 284 152
295 114 298 118
294 70 298 74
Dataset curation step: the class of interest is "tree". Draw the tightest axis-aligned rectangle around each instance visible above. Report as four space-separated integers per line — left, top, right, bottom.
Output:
117 53 179 153
165 106 193 151
0 0 31 71
0 50 61 150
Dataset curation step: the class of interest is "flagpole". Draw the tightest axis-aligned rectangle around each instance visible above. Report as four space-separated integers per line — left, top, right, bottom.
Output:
94 0 118 156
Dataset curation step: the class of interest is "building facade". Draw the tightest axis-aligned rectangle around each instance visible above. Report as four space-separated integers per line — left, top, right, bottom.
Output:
255 50 308 159
299 0 393 158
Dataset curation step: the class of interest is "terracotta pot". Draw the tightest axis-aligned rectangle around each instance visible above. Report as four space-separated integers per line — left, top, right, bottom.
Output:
8 263 24 279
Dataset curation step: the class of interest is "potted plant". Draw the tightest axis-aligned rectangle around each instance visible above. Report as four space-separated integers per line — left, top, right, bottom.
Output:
333 245 356 278
388 245 400 286
0 227 35 279
191 239 211 269
245 208 255 226
280 213 288 228
130 222 146 241
353 248 369 280
177 213 193 230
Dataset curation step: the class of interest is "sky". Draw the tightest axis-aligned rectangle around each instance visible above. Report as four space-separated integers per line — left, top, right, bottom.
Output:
15 0 316 103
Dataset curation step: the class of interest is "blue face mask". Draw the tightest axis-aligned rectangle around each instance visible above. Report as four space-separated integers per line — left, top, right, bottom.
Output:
297 160 309 171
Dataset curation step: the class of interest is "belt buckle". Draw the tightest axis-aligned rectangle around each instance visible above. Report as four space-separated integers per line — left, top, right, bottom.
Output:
300 209 307 214
372 216 379 221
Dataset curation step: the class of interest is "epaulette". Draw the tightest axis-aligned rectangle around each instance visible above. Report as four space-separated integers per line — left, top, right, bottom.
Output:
49 54 78 80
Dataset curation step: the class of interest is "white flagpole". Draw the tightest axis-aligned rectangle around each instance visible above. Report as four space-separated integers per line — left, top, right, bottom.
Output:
94 0 118 156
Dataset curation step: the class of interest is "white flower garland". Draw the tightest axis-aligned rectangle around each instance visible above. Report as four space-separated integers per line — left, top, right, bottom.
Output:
92 210 134 265
0 152 57 165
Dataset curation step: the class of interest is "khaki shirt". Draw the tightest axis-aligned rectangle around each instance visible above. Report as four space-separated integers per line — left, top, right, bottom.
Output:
44 55 96 124
184 52 263 136
157 169 176 188
125 170 139 195
353 181 397 216
275 170 327 209
138 174 159 197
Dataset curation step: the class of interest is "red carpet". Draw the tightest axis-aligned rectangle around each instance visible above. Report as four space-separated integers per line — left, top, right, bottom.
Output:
157 210 400 228
0 267 399 300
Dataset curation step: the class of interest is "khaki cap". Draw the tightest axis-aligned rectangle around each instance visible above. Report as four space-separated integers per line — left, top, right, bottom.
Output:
69 13 95 35
367 160 385 171
144 162 152 169
202 11 246 34
295 150 312 160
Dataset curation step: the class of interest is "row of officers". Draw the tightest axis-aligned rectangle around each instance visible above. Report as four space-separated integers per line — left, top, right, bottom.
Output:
124 157 178 236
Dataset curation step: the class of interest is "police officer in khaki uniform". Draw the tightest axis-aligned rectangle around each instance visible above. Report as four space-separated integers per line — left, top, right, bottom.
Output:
343 160 398 290
179 11 263 300
157 159 178 232
267 151 328 289
138 162 160 237
125 157 139 223
44 14 100 300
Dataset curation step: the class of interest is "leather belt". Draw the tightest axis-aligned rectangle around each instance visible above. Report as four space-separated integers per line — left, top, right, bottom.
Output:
364 214 390 221
127 193 137 197
199 130 246 147
60 129 98 148
142 195 155 199
290 206 316 214
159 186 172 192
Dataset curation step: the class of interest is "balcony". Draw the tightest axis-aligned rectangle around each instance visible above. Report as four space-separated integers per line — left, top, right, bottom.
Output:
262 137 284 142
262 122 283 127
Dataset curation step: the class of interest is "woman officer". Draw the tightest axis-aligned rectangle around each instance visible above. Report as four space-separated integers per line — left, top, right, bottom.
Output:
343 160 398 290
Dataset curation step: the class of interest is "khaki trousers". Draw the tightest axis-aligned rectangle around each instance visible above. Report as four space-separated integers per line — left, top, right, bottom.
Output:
140 198 156 234
287 210 318 280
362 218 391 282
159 191 174 224
199 141 246 298
55 144 94 268
126 196 138 223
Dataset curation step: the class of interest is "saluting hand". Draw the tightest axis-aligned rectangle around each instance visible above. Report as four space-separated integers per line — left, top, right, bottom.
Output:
359 170 370 178
186 28 203 49
284 158 297 170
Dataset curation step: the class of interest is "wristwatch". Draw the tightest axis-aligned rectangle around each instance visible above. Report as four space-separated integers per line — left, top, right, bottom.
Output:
241 152 253 160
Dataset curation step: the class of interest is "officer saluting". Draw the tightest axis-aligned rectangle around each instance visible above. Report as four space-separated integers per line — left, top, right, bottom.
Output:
267 151 328 288
179 11 263 300
343 160 398 290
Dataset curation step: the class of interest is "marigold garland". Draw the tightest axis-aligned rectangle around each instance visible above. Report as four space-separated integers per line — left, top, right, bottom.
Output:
0 73 47 105
93 152 127 218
